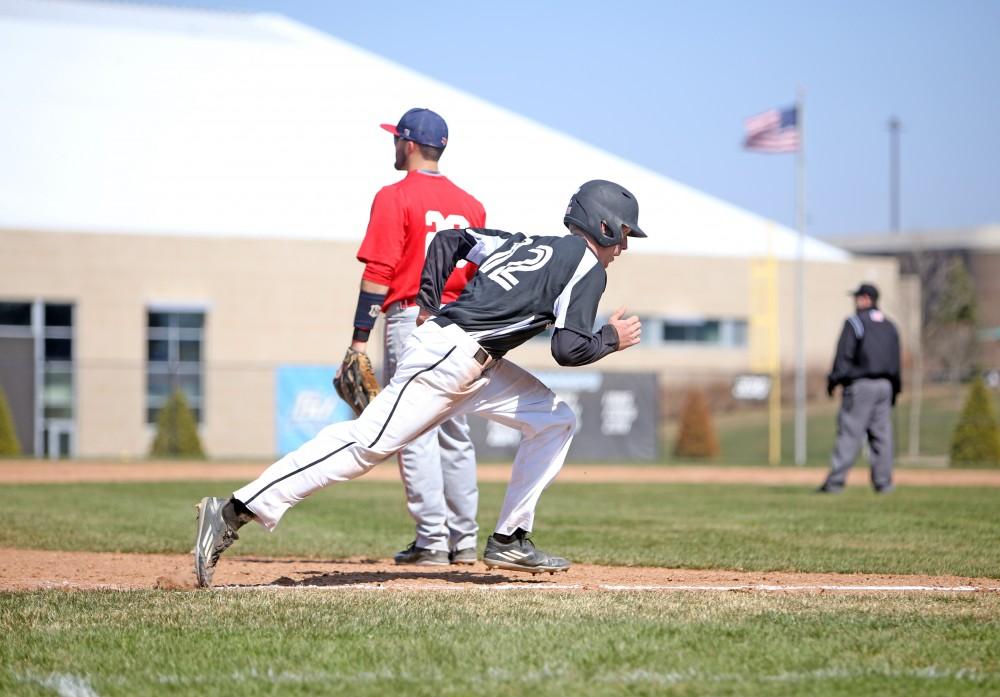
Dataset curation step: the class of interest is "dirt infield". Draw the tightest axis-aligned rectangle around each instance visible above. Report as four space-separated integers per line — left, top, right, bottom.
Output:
2 548 997 593
3 459 1000 487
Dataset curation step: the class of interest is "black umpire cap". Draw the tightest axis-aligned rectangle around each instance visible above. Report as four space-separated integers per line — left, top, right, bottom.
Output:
849 283 879 303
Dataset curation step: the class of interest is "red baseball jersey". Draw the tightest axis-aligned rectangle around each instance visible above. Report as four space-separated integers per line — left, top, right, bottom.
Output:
357 170 486 308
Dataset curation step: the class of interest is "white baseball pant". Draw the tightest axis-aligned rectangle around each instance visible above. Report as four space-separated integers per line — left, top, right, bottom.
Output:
383 303 478 553
234 319 575 536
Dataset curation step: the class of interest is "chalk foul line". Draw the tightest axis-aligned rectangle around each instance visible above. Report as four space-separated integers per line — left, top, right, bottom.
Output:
217 582 997 593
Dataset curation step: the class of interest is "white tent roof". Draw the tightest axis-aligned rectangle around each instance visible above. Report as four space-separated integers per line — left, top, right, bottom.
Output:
0 0 848 261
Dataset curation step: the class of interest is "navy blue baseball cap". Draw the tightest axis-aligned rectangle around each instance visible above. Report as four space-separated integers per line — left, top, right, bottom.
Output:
380 108 448 148
850 283 880 302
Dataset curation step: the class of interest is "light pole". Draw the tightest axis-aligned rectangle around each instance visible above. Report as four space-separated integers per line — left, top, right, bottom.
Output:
793 88 807 465
890 116 923 459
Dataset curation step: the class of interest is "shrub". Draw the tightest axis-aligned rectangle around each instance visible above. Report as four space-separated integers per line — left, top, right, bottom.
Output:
949 377 1000 468
674 389 720 459
0 384 21 456
150 388 206 458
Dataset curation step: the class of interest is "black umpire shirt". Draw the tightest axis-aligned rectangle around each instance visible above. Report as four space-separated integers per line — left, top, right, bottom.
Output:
417 228 618 365
827 307 902 399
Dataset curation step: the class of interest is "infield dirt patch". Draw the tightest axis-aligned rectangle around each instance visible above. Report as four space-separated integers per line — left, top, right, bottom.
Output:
3 460 999 487
2 548 996 593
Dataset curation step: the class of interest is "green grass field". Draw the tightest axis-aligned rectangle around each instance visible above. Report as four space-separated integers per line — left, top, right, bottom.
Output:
3 478 999 696
695 384 1000 466
3 591 998 696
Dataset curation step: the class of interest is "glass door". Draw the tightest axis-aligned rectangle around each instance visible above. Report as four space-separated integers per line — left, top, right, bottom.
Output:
44 419 74 458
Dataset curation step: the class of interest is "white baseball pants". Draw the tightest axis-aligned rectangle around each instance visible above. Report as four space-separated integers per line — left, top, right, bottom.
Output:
234 319 575 537
383 304 479 553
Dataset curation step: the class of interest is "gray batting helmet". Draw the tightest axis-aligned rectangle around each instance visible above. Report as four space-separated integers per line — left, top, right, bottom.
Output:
563 180 647 247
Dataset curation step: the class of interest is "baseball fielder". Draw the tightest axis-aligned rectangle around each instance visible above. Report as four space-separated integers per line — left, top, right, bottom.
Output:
346 107 486 566
194 180 645 587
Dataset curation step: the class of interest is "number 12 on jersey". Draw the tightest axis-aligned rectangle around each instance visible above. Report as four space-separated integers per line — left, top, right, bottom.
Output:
480 243 554 291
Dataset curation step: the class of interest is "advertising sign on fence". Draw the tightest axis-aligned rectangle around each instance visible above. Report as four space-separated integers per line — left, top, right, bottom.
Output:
276 366 659 462
275 365 353 454
731 373 772 401
468 371 659 462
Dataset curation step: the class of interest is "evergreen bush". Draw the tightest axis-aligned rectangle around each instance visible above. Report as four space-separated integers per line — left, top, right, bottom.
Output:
949 377 1000 467
673 389 720 459
0 384 22 456
150 388 206 458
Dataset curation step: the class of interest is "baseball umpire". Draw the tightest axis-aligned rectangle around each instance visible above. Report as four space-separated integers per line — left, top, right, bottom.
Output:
193 179 645 587
818 283 902 494
337 107 486 566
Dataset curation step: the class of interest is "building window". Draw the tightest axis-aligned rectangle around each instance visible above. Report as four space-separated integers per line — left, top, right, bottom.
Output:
147 310 205 424
43 303 74 421
663 319 718 344
661 318 748 348
0 302 32 327
528 316 749 349
0 300 76 457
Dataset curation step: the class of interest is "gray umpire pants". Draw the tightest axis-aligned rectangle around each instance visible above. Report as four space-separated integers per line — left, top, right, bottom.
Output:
384 303 479 553
823 377 894 490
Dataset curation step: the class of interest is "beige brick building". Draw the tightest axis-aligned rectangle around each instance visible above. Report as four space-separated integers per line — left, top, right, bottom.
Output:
0 228 898 458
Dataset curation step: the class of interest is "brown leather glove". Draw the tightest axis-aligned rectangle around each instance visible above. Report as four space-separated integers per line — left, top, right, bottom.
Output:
332 348 381 416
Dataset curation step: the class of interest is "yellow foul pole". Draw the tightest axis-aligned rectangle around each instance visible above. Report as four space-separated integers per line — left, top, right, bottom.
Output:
750 225 782 464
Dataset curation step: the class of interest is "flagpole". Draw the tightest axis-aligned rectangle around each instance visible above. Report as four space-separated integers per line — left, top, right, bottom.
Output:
794 87 807 466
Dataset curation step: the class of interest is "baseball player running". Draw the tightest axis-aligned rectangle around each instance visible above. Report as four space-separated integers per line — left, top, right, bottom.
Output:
345 107 486 566
193 180 645 587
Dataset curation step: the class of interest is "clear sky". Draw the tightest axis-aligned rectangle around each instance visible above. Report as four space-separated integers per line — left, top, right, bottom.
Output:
132 0 999 237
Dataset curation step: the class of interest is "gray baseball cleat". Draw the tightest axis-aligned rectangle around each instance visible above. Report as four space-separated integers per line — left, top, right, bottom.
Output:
393 541 449 566
483 530 570 575
449 547 477 565
193 496 242 588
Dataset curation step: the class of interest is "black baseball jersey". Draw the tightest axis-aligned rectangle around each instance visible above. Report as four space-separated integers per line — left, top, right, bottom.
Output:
828 307 902 396
417 228 619 364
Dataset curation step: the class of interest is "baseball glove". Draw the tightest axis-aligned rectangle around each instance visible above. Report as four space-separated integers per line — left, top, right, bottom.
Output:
333 348 381 416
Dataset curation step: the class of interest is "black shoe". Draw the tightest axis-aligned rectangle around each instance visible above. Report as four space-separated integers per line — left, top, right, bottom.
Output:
393 541 449 566
874 484 895 495
483 530 570 575
815 484 843 494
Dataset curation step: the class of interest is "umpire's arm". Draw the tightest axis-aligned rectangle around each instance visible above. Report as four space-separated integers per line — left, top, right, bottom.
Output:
827 320 859 395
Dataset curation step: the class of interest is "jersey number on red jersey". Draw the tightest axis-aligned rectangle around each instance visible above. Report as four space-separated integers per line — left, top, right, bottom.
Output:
425 210 470 268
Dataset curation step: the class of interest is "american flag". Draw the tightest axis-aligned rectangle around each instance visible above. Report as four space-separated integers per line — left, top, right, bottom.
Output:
744 106 799 153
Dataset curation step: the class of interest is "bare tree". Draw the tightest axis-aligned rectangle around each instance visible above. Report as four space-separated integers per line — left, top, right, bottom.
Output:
908 252 978 383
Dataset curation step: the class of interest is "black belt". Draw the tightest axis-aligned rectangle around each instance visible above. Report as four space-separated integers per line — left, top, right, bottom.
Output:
431 316 491 366
473 347 489 366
